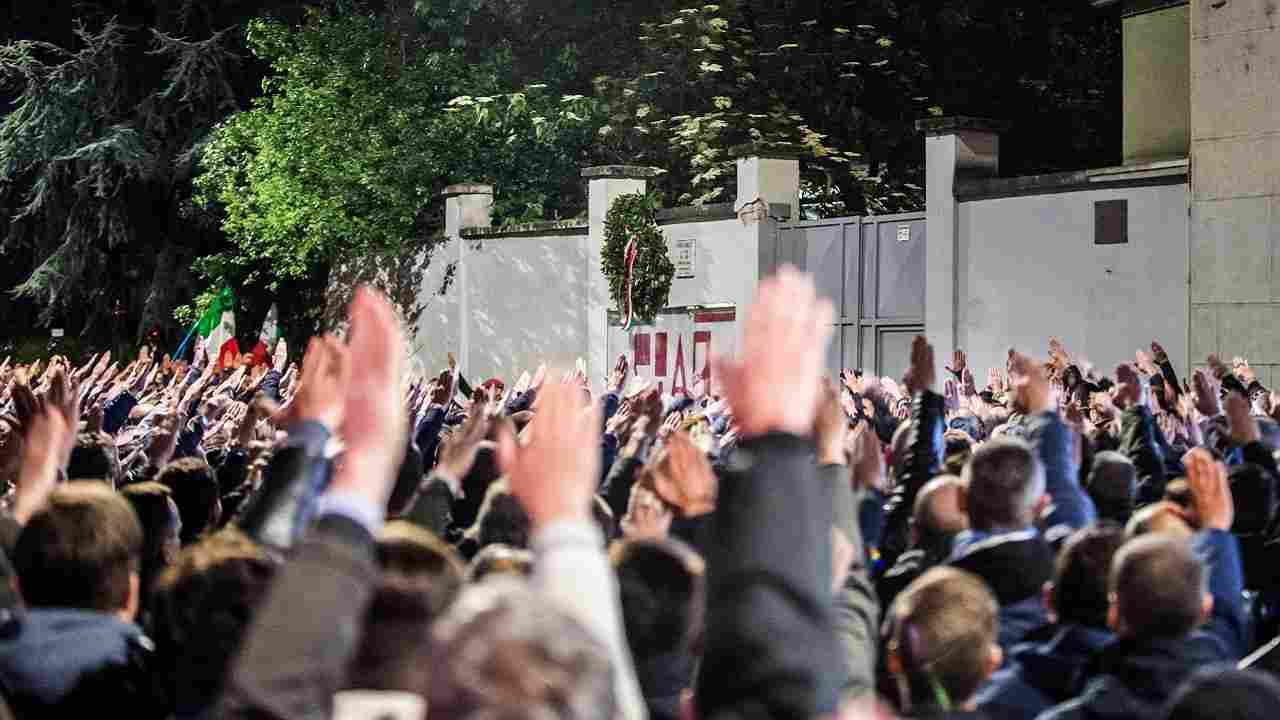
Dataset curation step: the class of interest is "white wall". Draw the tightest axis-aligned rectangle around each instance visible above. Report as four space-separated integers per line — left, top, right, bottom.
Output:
462 231 591 383
956 183 1190 381
664 218 759 312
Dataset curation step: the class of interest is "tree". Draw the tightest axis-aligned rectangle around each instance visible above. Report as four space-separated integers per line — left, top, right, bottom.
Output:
194 3 604 329
0 1 309 347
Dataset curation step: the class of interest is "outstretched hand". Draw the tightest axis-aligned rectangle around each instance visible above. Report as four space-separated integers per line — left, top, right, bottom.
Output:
13 398 76 525
1192 368 1222 417
1113 364 1147 411
1225 391 1260 445
1009 351 1053 414
712 266 834 438
902 336 936 396
1182 447 1233 531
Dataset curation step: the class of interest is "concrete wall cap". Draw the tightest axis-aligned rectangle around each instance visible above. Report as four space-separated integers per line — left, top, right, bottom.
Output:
581 165 664 180
441 183 494 197
915 116 1011 137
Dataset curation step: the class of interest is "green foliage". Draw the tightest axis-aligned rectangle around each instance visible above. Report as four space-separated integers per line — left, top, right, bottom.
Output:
195 5 603 299
601 192 674 323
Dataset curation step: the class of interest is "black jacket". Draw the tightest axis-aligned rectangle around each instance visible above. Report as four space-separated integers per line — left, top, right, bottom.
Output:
880 390 946 569
949 529 1054 650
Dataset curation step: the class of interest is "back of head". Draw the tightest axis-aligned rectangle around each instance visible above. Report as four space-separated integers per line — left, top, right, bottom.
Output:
912 475 968 546
149 530 276 711
1111 534 1205 639
121 482 181 598
452 443 500 530
157 457 221 544
962 438 1045 531
67 433 121 486
1125 501 1194 539
1051 525 1125 629
386 444 424 517
428 579 615 720
1229 463 1276 535
888 566 1000 712
478 493 531 550
377 521 464 615
1089 451 1137 524
1164 667 1280 720
467 544 533 582
612 538 705 660
14 482 142 613
346 577 439 696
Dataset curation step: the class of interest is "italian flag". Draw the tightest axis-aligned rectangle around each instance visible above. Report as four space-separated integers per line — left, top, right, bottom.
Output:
197 288 241 370
252 303 279 367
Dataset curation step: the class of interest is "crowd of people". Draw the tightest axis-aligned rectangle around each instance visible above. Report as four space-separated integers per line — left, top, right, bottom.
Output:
0 271 1278 719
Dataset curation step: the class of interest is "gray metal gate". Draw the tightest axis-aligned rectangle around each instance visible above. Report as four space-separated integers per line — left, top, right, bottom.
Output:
765 213 926 379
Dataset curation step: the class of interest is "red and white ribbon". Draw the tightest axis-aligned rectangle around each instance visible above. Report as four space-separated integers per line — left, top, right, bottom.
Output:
622 235 639 330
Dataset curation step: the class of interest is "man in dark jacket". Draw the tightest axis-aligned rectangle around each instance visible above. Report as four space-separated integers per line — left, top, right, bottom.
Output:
1040 448 1249 720
0 482 151 713
877 475 967 611
974 525 1123 717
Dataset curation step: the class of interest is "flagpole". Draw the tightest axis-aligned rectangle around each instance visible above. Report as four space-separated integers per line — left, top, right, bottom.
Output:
173 319 200 359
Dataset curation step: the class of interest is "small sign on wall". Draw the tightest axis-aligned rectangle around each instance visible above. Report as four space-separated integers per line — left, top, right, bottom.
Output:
672 238 696 279
896 225 911 243
51 328 65 338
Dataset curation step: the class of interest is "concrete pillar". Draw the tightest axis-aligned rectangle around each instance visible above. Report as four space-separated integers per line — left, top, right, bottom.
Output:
733 148 801 221
916 117 1006 357
442 184 492 377
1189 0 1280 384
583 166 662 389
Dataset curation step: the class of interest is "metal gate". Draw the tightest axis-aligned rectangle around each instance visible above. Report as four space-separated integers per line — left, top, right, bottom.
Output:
766 213 926 379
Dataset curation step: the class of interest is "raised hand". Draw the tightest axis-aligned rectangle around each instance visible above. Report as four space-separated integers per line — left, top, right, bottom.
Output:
282 335 351 432
987 367 1006 395
961 367 977 397
814 380 848 466
1192 368 1222 417
497 381 602 528
849 419 885 492
1048 337 1069 368
12 399 75 524
1224 391 1260 445
1183 447 1233 531
712 266 834 438
1232 357 1257 385
608 354 629 394
943 378 960 413
902 335 936 396
1135 350 1157 377
1150 340 1169 366
1113 364 1148 411
1009 351 1053 414
651 431 718 518
329 288 409 509
621 486 673 540
273 338 288 371
436 410 491 486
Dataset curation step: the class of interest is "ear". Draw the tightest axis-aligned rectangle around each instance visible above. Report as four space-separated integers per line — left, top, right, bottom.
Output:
1034 493 1052 522
983 643 1004 682
886 646 903 677
1107 595 1124 635
1042 581 1057 622
1200 592 1214 627
119 572 140 623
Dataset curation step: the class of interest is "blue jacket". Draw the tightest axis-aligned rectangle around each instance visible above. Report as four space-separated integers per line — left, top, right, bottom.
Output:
1037 530 1248 720
0 608 146 708
976 624 1113 718
1026 411 1096 533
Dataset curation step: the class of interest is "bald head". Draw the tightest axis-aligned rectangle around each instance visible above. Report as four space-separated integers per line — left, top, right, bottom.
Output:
912 476 968 544
1124 501 1193 539
1111 534 1208 639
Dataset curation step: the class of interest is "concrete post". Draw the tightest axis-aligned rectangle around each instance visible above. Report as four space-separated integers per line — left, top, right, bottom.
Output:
583 166 663 390
733 149 801 222
442 184 493 377
917 117 1006 357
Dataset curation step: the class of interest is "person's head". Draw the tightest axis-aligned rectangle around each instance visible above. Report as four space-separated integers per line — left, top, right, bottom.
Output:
121 482 182 600
887 566 1002 714
478 493 531 550
1163 667 1280 720
1125 501 1194 539
14 482 143 619
911 475 968 548
612 538 706 661
1229 463 1276 535
67 432 121 486
1088 451 1137 524
346 578 440 696
377 521 465 614
961 438 1046 531
467 544 533 582
157 457 222 545
386 444 424 517
1109 534 1210 639
1046 525 1124 628
149 530 277 712
428 579 615 719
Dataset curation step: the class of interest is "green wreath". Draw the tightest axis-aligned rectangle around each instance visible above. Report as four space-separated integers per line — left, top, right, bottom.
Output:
601 192 675 325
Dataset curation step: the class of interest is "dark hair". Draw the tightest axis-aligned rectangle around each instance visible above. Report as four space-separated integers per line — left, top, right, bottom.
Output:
1088 452 1137 525
889 566 999 709
612 539 705 659
1164 667 1280 720
386 443 424 517
1112 534 1205 638
1051 525 1125 629
452 444 500 530
478 493 531 550
963 439 1045 531
149 530 276 711
346 578 438 695
1230 463 1276 535
14 482 142 612
121 482 180 602
467 544 533 582
157 457 221 545
377 520 465 615
67 433 120 486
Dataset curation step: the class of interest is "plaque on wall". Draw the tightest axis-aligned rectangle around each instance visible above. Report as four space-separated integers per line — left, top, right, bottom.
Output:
673 238 696 279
